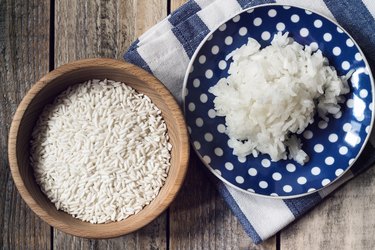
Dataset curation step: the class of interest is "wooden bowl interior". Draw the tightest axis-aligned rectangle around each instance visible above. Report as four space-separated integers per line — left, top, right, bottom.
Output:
13 61 188 237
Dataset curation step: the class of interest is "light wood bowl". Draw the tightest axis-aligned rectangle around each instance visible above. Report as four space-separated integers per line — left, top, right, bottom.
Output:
8 58 189 238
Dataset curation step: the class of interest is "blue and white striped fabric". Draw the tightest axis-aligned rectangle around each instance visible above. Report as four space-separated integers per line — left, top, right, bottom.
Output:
124 0 375 244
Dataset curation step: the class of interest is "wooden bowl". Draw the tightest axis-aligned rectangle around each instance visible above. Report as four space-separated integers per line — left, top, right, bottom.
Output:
8 58 189 238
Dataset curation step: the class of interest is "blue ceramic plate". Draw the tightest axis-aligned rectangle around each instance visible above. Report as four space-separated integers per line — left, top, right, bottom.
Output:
183 4 375 198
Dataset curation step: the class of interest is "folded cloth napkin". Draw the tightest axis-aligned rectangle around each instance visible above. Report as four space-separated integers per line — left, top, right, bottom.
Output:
124 0 375 244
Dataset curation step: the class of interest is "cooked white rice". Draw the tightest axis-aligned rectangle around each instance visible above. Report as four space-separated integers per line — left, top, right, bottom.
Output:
209 32 349 165
30 79 172 223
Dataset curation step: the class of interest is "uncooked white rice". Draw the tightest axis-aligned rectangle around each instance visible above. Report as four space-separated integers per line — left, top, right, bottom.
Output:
30 79 172 223
209 32 350 165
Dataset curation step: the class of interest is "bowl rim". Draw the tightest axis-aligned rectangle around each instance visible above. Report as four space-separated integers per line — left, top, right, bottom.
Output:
8 58 190 238
182 3 375 199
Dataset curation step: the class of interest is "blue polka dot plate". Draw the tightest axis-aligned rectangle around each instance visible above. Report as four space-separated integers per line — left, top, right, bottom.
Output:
182 4 375 198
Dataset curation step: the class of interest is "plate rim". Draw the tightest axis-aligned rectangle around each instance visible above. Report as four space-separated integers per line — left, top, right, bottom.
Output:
182 3 375 199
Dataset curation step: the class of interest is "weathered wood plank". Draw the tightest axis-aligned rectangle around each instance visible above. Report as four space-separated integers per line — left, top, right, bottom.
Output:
0 0 51 249
54 0 167 249
281 166 375 250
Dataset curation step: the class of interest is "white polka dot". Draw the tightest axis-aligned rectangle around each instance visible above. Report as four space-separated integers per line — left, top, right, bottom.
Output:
346 38 354 47
303 130 313 139
239 27 248 36
329 133 338 143
205 69 213 79
343 122 352 132
311 167 321 175
199 55 206 64
360 89 368 98
261 159 271 168
283 185 293 193
204 133 213 142
211 45 219 55
261 31 271 40
357 114 365 122
208 109 216 118
219 24 226 31
291 14 300 23
235 176 244 184
314 19 322 28
332 47 341 56
196 118 203 127
283 6 291 9
339 146 348 155
248 168 257 176
225 162 234 171
300 28 309 37
337 27 344 33
323 33 332 42
335 168 344 176
203 155 211 164
268 9 277 17
270 193 278 197
184 88 188 96
227 139 234 148
349 158 355 165
232 15 240 22
305 10 312 15
318 120 328 129
225 36 233 45
276 22 285 31
217 124 225 133
297 177 307 185
259 181 268 189
193 78 200 88
325 156 335 165
253 17 262 26
342 61 350 70
188 102 195 112
247 9 254 13
310 42 319 51
188 126 192 134
308 188 316 192
215 169 221 175
214 147 223 156
238 156 246 163
314 144 324 153
200 93 208 103
370 102 373 111
346 98 354 108
334 111 342 119
272 172 282 181
218 60 227 70
189 66 194 73
193 141 201 150
286 163 296 172
322 179 331 186
355 52 363 61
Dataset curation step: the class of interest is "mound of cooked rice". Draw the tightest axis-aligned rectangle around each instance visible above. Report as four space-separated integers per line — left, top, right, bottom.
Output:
209 32 350 165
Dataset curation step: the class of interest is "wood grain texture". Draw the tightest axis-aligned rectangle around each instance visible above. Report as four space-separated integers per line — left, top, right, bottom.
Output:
281 166 375 250
54 0 168 248
0 0 51 249
55 0 167 65
170 0 187 11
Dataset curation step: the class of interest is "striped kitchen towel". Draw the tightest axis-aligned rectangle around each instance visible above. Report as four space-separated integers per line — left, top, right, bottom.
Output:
124 0 375 244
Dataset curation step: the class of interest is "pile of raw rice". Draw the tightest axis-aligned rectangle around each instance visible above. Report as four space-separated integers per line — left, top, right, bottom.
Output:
209 32 350 165
30 79 172 223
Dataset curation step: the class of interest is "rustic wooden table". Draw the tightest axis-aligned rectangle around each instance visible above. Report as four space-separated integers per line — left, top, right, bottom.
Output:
1 0 375 249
